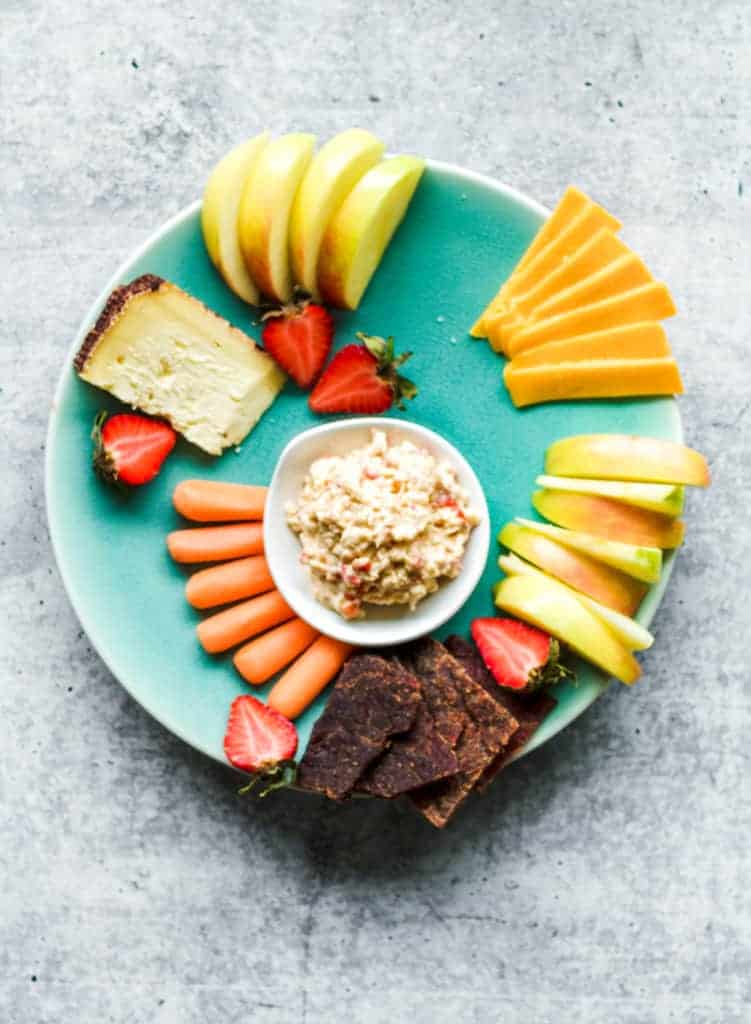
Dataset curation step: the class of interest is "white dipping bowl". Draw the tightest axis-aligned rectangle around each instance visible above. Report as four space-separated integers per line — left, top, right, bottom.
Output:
263 417 490 648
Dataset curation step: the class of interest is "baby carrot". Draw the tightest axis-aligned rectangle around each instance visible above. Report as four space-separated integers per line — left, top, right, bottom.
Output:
167 523 264 563
233 618 319 686
173 480 267 522
197 590 294 654
268 637 356 720
185 555 273 610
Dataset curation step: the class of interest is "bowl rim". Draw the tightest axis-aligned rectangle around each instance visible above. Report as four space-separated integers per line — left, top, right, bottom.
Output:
263 416 492 647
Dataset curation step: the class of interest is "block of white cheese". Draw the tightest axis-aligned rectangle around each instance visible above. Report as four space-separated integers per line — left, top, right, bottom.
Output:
74 275 285 455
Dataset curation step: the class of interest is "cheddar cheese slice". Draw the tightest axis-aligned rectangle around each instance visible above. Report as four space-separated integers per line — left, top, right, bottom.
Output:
506 282 677 356
503 357 683 407
516 185 590 273
530 253 653 321
511 323 671 368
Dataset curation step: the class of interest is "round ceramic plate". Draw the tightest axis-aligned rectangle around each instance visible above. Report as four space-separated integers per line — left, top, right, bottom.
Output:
46 159 681 767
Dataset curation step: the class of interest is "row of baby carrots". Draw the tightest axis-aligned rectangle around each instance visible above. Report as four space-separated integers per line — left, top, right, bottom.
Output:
168 479 355 720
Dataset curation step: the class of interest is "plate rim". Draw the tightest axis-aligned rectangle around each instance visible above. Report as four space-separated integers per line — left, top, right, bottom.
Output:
45 157 682 769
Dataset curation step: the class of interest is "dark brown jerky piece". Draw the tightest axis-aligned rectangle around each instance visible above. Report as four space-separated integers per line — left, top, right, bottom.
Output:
398 639 518 828
445 634 556 789
355 697 459 799
297 654 420 800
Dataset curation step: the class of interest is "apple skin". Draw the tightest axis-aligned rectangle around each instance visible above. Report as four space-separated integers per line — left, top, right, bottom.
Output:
318 155 425 310
498 553 654 652
514 517 662 584
535 475 684 517
238 133 316 303
545 434 711 487
289 128 384 298
532 490 685 549
499 522 648 616
494 574 641 686
201 133 270 305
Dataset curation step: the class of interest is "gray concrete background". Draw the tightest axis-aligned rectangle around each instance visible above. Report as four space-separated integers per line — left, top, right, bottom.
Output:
2 1 749 1021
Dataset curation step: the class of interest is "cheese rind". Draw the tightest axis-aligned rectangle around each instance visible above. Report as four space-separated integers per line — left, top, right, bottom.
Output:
75 275 285 456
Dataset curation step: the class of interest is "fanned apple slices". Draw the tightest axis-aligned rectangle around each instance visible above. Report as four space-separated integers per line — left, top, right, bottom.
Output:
493 434 710 685
471 186 683 407
202 129 424 310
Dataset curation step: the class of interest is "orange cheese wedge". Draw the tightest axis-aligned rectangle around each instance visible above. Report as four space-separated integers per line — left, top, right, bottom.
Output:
530 253 653 321
504 357 683 407
506 282 677 356
511 323 671 368
470 186 591 338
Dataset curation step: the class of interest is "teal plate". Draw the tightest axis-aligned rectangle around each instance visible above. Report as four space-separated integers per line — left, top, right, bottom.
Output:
46 160 681 768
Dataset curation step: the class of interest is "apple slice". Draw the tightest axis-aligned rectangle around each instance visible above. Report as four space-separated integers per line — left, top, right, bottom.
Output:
238 132 316 302
498 553 654 651
545 434 711 487
515 518 662 583
318 155 425 309
536 475 684 517
494 574 641 685
289 128 385 297
499 522 648 616
201 133 270 304
532 490 685 549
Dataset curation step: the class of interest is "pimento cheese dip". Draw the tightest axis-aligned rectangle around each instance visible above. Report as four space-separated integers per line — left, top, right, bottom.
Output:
286 430 480 620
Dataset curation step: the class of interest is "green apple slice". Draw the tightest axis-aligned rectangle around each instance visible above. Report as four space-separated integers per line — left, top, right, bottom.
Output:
494 574 641 685
514 518 662 583
536 475 684 517
318 155 426 309
201 133 270 304
499 522 648 616
498 554 654 651
238 132 316 302
545 434 711 487
289 128 385 297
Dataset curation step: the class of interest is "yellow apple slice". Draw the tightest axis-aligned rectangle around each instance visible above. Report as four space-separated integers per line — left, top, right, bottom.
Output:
318 155 426 310
498 522 648 615
289 128 385 296
238 132 316 302
201 133 270 305
545 434 711 487
498 553 654 651
494 574 641 685
535 475 685 517
532 490 685 548
515 517 662 583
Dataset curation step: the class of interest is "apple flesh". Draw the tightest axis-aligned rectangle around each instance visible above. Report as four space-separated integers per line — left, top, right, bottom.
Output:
536 475 684 517
545 434 711 487
494 574 641 685
532 490 685 549
515 518 662 583
238 133 316 302
201 133 270 304
498 522 648 616
318 155 425 309
498 553 654 652
289 128 384 297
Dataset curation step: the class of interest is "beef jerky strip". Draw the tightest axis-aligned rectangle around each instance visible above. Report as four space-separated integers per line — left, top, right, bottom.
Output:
399 639 517 828
297 654 420 801
355 694 459 799
445 634 556 790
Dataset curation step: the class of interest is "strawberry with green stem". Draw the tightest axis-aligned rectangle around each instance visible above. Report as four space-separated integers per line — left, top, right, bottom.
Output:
223 695 298 795
471 617 574 694
309 333 417 414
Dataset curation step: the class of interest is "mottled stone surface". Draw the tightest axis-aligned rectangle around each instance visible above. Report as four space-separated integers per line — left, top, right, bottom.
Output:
1 1 749 1021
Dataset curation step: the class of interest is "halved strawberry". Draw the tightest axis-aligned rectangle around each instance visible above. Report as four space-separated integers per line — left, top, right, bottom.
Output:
471 617 574 694
92 411 176 487
261 293 334 389
223 695 298 794
309 333 417 415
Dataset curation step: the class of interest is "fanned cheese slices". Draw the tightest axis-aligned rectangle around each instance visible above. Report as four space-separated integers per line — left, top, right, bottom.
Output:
470 186 683 408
